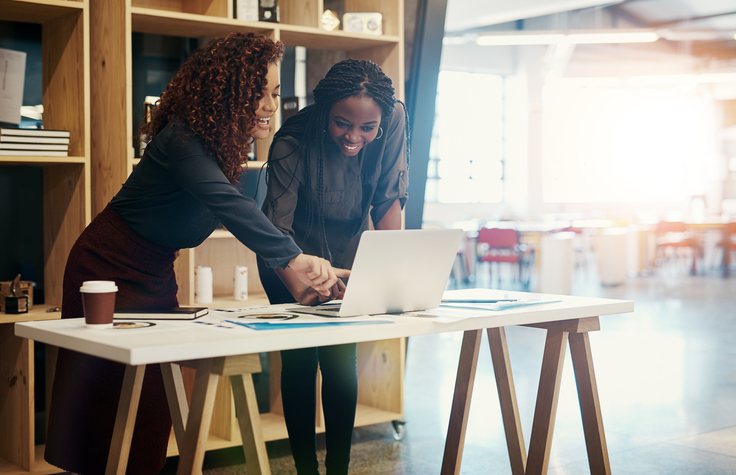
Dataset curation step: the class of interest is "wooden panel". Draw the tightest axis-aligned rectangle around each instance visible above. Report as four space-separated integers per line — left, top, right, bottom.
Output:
279 25 399 50
569 332 611 475
183 0 227 17
0 0 84 24
193 237 264 300
356 338 404 414
279 0 321 27
0 324 33 471
90 0 131 217
487 327 526 475
209 373 238 441
526 330 568 475
43 9 89 158
230 374 270 475
106 364 146 475
441 330 482 475
43 164 87 306
133 0 228 16
525 316 600 334
174 248 195 305
178 354 262 376
131 7 274 37
268 351 284 417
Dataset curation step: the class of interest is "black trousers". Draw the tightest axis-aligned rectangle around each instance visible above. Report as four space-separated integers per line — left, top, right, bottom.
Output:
258 258 358 475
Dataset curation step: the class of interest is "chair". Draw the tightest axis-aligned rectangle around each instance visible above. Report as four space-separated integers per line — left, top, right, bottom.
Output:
475 227 532 288
715 222 736 273
654 221 700 274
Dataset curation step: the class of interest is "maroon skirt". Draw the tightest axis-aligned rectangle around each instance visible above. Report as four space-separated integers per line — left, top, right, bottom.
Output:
45 203 179 475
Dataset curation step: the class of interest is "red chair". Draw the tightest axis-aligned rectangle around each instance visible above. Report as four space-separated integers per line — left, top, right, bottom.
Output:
654 221 700 274
475 227 532 288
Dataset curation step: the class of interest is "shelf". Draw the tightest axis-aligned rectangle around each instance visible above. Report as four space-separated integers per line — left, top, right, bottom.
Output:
0 305 61 325
206 294 270 308
0 445 62 475
0 0 84 24
278 24 400 50
130 6 399 51
131 7 273 38
0 156 86 166
163 404 402 458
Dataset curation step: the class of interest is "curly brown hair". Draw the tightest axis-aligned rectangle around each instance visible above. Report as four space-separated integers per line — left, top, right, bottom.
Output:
140 32 284 183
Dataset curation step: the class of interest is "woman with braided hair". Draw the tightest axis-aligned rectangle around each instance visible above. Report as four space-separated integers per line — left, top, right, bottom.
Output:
44 32 347 475
258 58 410 474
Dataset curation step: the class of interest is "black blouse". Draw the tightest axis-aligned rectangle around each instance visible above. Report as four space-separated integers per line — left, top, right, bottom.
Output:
262 104 408 269
111 121 302 268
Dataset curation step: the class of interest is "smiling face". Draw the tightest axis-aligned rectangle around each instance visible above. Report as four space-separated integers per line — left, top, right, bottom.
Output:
327 96 382 157
249 63 280 140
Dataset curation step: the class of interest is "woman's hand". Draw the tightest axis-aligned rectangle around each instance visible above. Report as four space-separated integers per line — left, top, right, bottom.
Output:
288 254 350 297
296 277 346 306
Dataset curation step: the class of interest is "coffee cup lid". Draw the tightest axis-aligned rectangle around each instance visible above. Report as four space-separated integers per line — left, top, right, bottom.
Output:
80 280 118 293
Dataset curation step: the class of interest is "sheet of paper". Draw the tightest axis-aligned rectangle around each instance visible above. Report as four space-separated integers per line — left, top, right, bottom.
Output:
440 299 562 312
204 307 393 331
0 48 26 125
405 299 563 323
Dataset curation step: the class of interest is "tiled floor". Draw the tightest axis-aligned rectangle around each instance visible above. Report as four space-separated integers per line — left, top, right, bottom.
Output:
105 262 733 474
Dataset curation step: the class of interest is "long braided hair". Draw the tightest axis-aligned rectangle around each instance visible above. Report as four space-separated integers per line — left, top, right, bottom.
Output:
266 59 410 262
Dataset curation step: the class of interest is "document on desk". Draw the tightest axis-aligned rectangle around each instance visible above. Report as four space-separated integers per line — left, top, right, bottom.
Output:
407 299 563 323
225 319 394 331
201 307 393 331
440 299 562 312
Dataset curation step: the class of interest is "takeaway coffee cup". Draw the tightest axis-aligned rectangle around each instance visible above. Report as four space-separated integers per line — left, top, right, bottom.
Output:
80 281 118 327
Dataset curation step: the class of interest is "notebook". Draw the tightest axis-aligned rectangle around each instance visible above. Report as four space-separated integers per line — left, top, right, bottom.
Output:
113 306 209 320
289 229 463 317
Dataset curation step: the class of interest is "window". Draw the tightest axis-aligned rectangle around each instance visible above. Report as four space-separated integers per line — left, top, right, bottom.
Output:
425 71 505 203
542 82 720 203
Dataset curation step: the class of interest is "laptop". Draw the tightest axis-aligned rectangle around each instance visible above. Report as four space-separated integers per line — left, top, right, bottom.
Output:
289 228 463 317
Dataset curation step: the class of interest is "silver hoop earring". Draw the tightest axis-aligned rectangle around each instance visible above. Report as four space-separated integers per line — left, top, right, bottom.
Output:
375 127 383 140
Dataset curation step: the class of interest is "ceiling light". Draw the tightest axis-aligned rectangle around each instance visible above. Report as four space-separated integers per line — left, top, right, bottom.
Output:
476 29 659 46
476 32 565 46
568 31 658 44
660 30 723 41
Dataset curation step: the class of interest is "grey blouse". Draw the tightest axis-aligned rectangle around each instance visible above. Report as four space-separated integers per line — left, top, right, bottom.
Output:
262 103 409 269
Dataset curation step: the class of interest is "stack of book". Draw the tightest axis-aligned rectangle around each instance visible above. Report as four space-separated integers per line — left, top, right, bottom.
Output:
0 128 70 156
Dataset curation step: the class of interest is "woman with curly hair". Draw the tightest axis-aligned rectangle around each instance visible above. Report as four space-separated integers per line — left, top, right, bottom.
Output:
43 32 347 475
257 58 410 475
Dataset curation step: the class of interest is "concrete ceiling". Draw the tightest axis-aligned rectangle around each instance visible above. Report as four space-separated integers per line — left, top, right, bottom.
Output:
444 0 736 62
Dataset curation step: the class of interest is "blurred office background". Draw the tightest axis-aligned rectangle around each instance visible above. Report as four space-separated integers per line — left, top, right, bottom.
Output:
159 2 736 474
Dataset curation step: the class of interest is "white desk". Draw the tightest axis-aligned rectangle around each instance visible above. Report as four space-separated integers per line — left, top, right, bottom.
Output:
15 289 633 475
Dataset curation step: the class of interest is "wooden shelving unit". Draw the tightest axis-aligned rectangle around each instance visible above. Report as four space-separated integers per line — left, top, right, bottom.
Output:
1 1 405 473
0 1 91 473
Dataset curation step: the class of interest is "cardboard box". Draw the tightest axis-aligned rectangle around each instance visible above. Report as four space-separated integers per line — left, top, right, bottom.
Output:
0 280 33 312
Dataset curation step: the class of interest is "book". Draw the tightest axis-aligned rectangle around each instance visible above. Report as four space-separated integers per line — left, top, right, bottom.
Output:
0 127 71 138
0 150 68 156
0 135 70 144
0 143 69 151
113 306 209 320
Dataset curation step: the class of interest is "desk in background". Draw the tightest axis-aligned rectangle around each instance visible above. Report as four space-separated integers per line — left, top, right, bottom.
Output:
16 290 633 475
